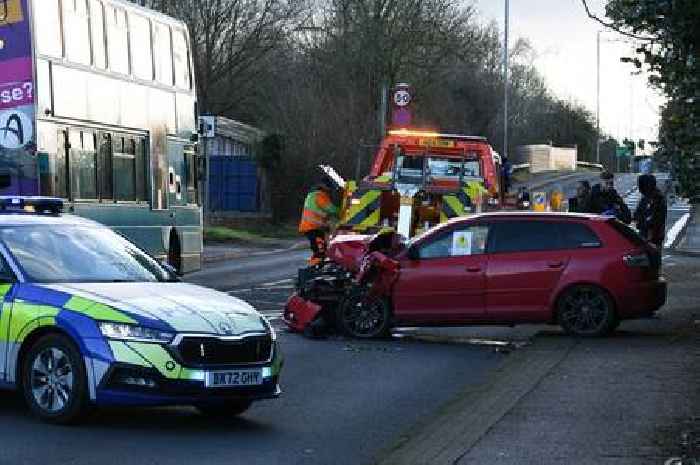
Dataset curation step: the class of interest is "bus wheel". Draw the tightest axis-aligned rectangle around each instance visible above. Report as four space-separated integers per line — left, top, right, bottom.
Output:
168 229 182 273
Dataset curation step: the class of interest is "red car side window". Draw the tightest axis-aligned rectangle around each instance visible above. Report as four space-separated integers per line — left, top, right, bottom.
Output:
417 225 489 259
489 221 563 253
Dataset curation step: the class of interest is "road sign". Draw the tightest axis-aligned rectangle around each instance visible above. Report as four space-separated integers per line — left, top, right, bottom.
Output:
393 89 411 107
391 83 413 128
616 146 631 158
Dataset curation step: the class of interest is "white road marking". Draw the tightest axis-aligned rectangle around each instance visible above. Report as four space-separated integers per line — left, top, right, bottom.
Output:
664 212 692 249
258 311 285 319
227 289 252 294
260 278 295 287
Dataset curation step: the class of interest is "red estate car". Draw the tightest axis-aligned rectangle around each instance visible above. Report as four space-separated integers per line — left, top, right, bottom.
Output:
286 212 667 337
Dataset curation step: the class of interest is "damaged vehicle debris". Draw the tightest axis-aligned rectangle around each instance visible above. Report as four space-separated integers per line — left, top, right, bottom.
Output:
285 231 402 338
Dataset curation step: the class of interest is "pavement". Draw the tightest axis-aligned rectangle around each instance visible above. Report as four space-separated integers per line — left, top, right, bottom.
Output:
676 208 700 255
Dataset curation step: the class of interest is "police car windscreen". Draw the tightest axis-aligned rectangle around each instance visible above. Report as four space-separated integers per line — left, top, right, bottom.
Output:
0 226 171 283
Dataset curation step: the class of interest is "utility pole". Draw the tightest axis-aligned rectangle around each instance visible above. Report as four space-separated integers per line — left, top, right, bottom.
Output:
629 44 635 173
378 83 388 139
503 0 509 162
596 31 601 165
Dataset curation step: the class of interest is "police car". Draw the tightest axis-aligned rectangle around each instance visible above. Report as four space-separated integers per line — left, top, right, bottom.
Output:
0 197 281 423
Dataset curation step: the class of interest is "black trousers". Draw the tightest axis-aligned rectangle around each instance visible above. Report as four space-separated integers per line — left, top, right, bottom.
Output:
305 230 327 259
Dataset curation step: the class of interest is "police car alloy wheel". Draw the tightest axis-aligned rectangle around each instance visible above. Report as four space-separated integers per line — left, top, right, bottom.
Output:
22 334 90 424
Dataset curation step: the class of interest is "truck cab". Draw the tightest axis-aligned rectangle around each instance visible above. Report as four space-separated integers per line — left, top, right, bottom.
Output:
339 130 502 238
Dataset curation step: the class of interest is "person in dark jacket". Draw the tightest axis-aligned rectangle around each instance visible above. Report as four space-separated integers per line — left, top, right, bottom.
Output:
570 180 593 213
591 171 632 224
634 174 667 248
502 157 512 193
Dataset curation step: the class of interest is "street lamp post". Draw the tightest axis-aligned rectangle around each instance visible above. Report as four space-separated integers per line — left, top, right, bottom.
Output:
596 31 601 165
503 0 509 162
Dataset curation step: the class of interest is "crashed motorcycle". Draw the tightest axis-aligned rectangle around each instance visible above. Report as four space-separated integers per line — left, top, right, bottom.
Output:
284 232 402 338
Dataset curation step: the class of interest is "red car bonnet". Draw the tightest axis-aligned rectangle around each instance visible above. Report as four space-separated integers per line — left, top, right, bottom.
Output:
327 234 373 272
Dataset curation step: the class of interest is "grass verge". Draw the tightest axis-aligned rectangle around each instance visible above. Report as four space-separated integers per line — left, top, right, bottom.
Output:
204 223 299 244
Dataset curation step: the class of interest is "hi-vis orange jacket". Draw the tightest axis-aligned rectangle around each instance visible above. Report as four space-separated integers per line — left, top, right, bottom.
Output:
298 189 338 233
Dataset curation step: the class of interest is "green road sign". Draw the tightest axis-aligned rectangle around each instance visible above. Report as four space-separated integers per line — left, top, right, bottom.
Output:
616 147 631 158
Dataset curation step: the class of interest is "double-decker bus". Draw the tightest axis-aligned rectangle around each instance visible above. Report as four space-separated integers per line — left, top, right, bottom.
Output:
0 0 202 272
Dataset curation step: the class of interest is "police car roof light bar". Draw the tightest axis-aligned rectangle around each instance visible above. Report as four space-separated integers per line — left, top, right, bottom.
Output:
0 196 64 215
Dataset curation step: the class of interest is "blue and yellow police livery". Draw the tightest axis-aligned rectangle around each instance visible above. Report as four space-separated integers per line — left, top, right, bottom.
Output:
0 198 282 423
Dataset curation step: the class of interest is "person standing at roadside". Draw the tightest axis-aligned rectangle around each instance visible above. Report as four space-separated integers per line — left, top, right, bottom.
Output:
501 157 512 193
570 180 593 213
298 178 339 266
634 174 667 248
591 171 632 224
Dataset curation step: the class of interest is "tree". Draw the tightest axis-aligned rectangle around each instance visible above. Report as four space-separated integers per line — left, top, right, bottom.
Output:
580 0 700 199
147 0 310 118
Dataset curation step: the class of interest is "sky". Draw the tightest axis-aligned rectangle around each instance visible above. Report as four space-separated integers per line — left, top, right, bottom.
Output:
472 0 665 147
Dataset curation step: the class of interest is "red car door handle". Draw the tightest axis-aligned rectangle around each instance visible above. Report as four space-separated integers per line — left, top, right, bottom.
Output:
466 266 482 272
548 261 564 268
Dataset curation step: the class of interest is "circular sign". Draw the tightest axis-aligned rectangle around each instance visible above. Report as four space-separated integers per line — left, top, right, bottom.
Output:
0 109 33 150
393 89 411 107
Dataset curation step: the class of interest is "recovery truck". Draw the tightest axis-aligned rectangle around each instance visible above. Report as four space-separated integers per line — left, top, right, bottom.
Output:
286 128 507 337
336 129 504 238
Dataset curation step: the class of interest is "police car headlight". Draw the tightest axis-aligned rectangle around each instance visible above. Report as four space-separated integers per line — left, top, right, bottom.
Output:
99 322 175 344
261 316 277 341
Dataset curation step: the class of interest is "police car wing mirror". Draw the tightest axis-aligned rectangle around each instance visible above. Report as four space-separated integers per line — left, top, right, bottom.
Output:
160 261 182 279
407 245 420 261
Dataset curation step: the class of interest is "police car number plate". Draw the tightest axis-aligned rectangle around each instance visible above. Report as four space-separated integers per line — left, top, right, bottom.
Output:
205 369 263 387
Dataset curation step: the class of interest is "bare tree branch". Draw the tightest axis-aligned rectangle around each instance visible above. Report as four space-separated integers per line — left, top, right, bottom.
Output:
579 0 656 41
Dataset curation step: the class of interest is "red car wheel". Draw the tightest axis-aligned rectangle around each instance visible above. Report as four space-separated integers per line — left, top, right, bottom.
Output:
558 285 617 337
339 291 391 339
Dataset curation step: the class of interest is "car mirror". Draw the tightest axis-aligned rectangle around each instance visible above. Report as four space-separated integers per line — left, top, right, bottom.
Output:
407 246 420 261
160 261 183 280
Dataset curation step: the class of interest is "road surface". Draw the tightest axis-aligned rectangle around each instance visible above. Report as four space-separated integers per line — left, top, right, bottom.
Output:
3 171 684 465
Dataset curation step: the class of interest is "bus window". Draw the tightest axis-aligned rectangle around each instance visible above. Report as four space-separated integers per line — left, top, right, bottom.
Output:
35 0 63 58
112 135 147 202
113 137 135 201
56 131 69 199
153 22 173 86
173 29 191 90
129 13 153 81
89 0 107 69
69 130 98 200
134 137 147 201
62 0 91 66
106 6 128 75
98 133 113 200
184 148 197 204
